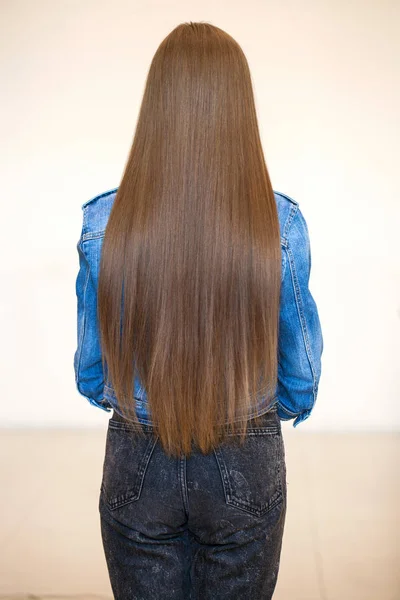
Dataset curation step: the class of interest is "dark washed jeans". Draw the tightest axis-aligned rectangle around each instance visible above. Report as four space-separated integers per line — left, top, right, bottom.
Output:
99 404 287 599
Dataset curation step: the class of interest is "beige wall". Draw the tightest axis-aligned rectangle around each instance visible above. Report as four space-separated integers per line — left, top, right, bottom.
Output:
1 0 399 429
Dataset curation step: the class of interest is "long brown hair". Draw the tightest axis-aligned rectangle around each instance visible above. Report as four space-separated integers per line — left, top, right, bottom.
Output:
98 22 281 458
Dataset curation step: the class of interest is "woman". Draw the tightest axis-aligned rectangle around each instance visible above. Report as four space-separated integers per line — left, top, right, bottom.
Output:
74 21 323 600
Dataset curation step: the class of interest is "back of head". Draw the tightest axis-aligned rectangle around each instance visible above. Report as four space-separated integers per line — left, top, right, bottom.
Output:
98 21 281 457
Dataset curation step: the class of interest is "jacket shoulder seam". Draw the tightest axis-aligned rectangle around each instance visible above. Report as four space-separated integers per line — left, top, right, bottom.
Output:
283 202 299 241
274 191 299 206
274 191 300 241
81 187 118 209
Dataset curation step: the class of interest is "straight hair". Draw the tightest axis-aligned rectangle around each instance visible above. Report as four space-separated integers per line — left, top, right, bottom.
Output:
98 21 281 458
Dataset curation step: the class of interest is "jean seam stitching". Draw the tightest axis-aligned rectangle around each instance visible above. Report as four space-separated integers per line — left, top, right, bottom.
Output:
179 456 190 516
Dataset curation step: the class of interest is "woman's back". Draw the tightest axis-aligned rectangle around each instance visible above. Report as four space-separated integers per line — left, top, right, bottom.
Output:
74 188 322 429
73 21 323 599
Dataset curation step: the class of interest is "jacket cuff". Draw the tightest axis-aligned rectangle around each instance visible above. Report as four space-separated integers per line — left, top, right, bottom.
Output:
277 401 312 426
89 397 112 412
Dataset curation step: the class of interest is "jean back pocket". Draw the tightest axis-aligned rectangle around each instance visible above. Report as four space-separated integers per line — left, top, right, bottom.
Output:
100 417 159 511
213 409 283 517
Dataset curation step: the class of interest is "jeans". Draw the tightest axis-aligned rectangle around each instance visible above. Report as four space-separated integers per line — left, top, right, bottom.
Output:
99 404 287 599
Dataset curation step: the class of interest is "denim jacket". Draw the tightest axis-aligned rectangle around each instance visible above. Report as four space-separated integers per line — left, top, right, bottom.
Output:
74 188 323 427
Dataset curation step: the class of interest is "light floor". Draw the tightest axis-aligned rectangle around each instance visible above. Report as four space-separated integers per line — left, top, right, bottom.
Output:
0 428 398 600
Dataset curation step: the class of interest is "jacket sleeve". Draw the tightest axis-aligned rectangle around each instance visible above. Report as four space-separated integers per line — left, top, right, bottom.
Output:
73 223 112 412
277 206 323 426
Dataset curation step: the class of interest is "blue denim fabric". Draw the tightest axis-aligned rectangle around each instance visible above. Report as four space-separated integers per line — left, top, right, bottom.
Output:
74 188 323 427
99 404 287 599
